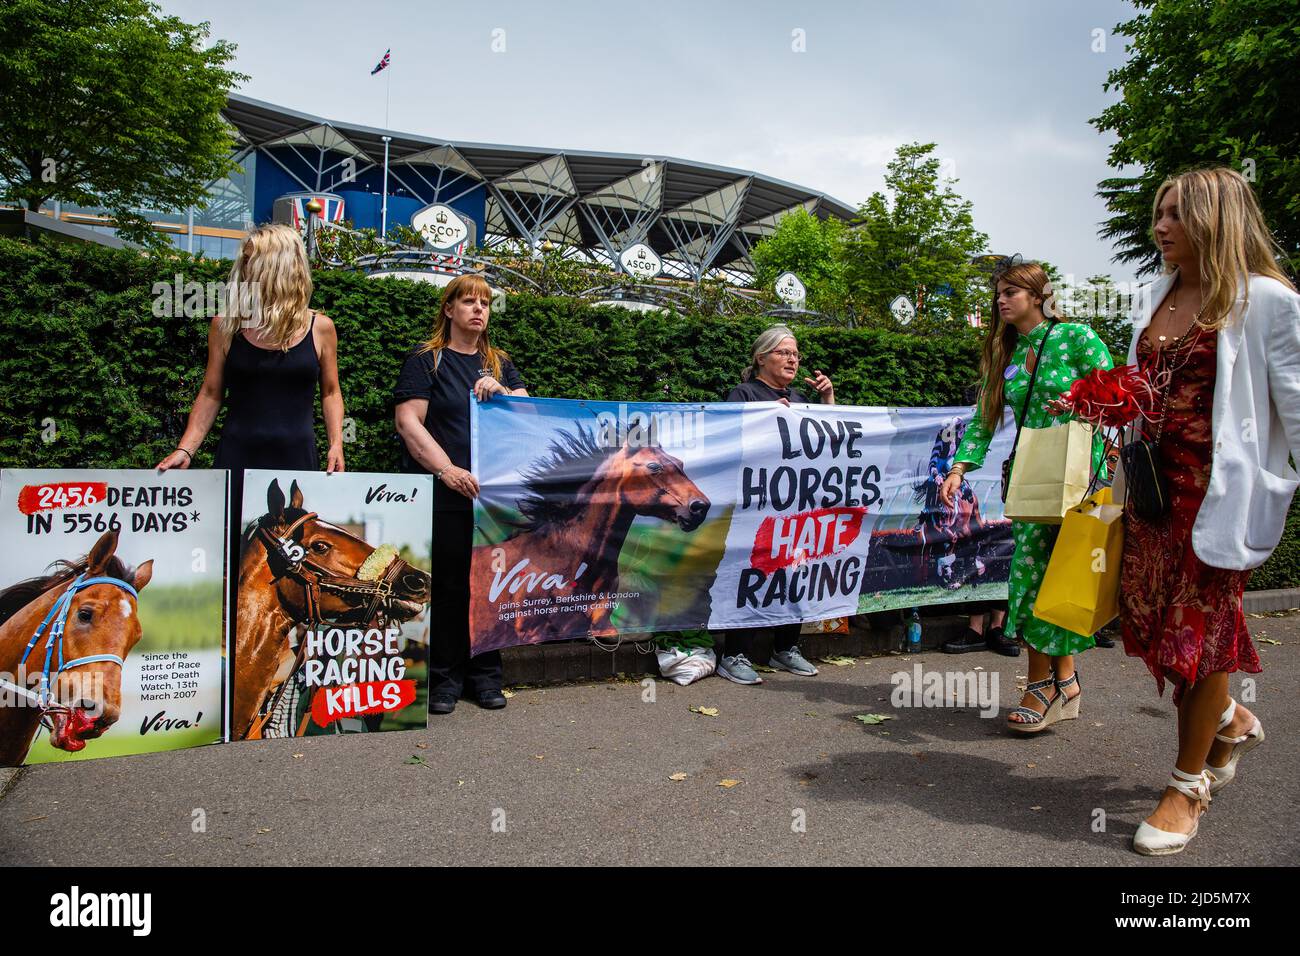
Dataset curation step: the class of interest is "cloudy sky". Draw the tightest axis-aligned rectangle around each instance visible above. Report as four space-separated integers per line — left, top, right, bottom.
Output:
161 0 1141 283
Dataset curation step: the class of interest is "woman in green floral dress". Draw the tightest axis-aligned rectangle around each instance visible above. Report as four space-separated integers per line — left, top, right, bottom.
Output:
940 261 1113 732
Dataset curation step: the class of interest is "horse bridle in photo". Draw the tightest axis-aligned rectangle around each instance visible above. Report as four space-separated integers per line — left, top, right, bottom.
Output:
6 572 138 730
257 512 407 628
245 512 407 741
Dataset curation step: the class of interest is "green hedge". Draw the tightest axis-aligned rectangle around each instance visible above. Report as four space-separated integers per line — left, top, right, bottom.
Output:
0 235 1296 589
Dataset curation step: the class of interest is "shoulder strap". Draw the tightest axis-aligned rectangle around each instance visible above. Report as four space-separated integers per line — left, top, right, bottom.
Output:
1009 319 1058 456
432 347 441 375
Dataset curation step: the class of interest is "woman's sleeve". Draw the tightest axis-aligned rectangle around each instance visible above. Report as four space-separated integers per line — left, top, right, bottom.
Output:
1075 324 1115 374
392 350 431 403
954 405 994 470
502 359 526 392
1267 290 1300 459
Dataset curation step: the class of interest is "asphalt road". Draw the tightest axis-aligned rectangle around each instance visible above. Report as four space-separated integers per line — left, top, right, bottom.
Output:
3 614 1297 866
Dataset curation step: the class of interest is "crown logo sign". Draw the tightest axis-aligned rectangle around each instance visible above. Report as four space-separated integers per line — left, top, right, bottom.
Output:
637 247 647 259
436 210 448 224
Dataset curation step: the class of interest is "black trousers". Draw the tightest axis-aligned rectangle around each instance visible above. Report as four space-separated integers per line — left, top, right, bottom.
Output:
428 510 502 699
711 622 803 661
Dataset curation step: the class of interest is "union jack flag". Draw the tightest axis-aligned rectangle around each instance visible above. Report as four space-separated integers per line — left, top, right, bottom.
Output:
371 49 391 75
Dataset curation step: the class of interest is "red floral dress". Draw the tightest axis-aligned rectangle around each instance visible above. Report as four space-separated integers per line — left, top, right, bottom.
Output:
1119 329 1261 703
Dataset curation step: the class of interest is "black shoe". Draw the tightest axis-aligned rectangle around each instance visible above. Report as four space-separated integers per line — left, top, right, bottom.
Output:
477 690 507 710
942 627 987 654
1094 632 1116 648
985 626 1021 657
430 695 457 715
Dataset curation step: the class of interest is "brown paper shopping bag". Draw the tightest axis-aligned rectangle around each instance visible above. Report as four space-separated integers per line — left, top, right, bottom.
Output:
1003 419 1094 524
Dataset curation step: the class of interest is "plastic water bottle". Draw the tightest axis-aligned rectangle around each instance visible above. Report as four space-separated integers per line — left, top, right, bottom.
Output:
905 608 922 653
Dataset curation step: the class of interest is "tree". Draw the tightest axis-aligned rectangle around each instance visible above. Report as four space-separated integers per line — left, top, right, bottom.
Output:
841 142 989 327
0 0 247 248
1059 274 1133 362
748 207 849 315
1092 0 1300 277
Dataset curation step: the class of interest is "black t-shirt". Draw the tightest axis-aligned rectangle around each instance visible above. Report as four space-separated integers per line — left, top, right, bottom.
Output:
725 378 813 404
392 346 526 511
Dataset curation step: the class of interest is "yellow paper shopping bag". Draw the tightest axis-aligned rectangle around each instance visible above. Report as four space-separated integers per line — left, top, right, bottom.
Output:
1033 487 1124 637
1004 419 1095 524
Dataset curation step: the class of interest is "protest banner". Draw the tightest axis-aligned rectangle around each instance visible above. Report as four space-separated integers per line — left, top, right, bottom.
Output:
0 469 227 766
230 470 433 740
470 397 1014 654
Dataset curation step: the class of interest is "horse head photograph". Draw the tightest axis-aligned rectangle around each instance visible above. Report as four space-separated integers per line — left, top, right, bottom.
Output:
0 529 153 767
233 478 431 740
471 425 711 652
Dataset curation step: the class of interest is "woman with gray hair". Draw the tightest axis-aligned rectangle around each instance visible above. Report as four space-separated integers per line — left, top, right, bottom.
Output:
713 324 833 685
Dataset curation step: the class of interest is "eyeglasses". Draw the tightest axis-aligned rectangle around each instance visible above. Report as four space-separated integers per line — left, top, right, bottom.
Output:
768 349 801 361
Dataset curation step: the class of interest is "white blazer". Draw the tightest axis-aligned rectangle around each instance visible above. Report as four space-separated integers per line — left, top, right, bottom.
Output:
1122 271 1300 570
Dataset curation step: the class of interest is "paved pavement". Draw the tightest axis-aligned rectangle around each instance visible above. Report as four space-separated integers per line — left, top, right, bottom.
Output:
3 614 1297 866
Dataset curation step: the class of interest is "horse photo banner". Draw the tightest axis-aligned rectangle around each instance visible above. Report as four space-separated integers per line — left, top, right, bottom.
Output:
470 396 1015 654
232 470 433 741
0 468 228 768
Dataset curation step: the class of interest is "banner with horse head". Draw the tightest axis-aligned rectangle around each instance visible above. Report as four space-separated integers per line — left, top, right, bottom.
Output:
470 397 1016 654
232 471 433 741
0 469 228 767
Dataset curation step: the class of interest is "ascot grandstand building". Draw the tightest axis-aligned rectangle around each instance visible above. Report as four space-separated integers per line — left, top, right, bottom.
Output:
17 94 856 280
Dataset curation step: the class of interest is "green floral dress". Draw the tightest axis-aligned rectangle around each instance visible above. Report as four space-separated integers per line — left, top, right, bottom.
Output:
955 321 1114 656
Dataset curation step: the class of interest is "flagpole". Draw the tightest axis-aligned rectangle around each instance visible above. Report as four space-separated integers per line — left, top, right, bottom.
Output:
381 135 390 241
381 57 391 241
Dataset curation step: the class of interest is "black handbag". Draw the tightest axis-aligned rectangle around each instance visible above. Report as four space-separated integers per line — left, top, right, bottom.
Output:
1119 436 1169 520
1000 321 1058 503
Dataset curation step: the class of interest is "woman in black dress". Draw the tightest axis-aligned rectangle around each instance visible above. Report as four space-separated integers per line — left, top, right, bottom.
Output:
393 273 527 715
156 223 346 581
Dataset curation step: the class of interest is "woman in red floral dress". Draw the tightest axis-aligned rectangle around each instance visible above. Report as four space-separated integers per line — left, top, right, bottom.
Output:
1060 167 1300 856
1121 327 1260 705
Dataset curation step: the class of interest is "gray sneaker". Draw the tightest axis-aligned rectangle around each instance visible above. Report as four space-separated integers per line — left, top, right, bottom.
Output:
769 646 819 676
717 653 763 685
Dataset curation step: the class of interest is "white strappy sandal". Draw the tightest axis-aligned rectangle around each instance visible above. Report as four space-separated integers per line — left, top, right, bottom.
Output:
1132 768 1212 856
1205 698 1264 794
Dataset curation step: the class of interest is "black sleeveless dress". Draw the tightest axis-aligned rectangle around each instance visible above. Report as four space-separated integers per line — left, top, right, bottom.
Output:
214 313 320 474
215 314 320 575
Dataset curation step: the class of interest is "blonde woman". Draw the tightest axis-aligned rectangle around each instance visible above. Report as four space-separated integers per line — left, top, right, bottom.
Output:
157 221 345 484
156 224 344 651
939 261 1113 731
1093 167 1298 855
393 274 527 714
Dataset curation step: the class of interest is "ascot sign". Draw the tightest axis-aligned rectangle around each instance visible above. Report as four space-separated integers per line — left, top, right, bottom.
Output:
412 204 470 251
619 243 662 280
775 271 807 307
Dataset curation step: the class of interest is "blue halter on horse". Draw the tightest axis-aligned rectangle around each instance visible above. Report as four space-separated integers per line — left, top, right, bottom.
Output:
19 572 138 715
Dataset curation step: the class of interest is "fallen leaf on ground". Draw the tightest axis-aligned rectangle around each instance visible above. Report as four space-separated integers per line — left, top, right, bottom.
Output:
690 706 720 717
404 755 432 769
1026 762 1036 768
533 754 545 760
1258 638 1281 645
1029 806 1042 811
415 742 429 749
754 665 777 673
256 827 272 833
502 689 516 698
819 655 855 666
804 711 818 717
669 772 688 781
855 713 895 725
718 779 741 788
292 753 303 759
